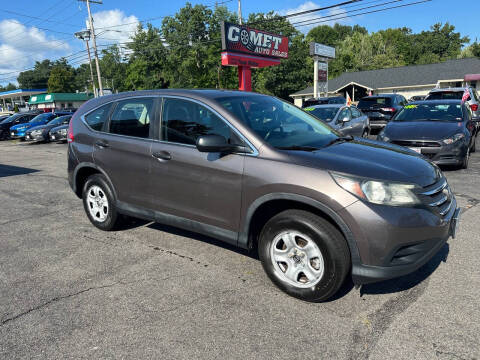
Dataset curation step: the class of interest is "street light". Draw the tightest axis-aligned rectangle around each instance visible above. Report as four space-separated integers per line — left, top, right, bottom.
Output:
74 30 97 97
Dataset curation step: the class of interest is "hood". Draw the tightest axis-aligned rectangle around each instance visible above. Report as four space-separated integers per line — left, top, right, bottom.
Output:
284 139 438 187
10 123 32 131
384 121 463 140
27 124 49 133
51 124 68 133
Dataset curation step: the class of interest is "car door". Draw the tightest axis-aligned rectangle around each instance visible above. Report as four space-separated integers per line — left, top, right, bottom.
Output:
149 96 245 241
350 106 366 136
92 97 157 209
336 108 355 136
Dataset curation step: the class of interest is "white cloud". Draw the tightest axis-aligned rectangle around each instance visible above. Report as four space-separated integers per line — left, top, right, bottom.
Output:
0 19 71 85
279 1 351 32
92 10 139 46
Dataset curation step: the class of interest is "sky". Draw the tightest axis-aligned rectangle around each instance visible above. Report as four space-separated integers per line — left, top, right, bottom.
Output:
0 0 477 85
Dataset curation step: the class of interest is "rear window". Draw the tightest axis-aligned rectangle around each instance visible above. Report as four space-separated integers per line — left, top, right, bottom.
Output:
358 97 392 108
425 91 466 101
303 107 339 122
394 103 463 122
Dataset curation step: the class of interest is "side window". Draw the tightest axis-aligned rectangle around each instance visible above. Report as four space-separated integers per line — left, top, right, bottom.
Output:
338 108 351 121
161 98 232 145
85 103 113 131
109 98 153 138
351 107 361 118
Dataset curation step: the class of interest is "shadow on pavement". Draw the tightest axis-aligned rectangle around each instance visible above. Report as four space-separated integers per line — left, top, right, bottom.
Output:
0 164 39 178
360 242 449 296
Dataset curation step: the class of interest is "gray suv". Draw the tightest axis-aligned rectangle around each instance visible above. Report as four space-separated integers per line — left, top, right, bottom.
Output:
68 90 460 302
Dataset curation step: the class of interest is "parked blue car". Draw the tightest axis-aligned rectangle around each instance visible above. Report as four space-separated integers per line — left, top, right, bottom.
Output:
9 111 72 139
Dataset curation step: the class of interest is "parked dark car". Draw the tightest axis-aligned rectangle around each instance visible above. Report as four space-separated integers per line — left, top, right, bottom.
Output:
377 100 477 169
0 112 40 140
25 115 72 142
304 104 370 137
426 87 480 134
357 94 407 132
49 124 69 142
10 111 72 140
303 96 346 107
68 90 460 302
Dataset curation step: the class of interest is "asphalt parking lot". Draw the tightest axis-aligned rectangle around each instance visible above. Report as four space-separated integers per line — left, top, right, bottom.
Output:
0 140 479 359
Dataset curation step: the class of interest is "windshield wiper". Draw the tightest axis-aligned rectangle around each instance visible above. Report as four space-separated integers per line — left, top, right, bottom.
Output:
325 135 354 147
276 145 320 152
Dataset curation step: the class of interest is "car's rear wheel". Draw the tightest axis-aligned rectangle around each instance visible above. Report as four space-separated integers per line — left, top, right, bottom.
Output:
82 174 122 231
471 137 476 153
361 129 369 138
258 210 350 302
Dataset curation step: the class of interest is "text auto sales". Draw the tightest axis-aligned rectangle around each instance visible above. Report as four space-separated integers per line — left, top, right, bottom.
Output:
227 25 288 58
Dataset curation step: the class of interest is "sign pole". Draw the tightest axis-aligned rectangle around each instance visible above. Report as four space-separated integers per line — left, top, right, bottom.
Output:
314 57 319 99
326 59 329 96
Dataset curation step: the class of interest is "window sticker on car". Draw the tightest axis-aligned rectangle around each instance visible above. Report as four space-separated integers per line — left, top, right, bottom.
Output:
304 107 315 111
404 105 418 109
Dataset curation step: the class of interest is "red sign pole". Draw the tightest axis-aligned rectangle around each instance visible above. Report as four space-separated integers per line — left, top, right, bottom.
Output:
238 66 252 92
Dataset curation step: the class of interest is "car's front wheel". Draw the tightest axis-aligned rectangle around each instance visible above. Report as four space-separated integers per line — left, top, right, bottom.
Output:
82 174 122 231
258 210 351 302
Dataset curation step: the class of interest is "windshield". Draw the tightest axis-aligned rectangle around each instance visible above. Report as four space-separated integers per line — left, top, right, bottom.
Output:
48 116 70 126
1 114 21 124
358 97 392 108
29 113 52 123
426 91 467 101
303 107 340 122
394 103 463 122
215 95 339 149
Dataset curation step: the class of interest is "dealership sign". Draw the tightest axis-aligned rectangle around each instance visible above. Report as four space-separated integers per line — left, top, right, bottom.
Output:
221 22 289 59
309 42 335 59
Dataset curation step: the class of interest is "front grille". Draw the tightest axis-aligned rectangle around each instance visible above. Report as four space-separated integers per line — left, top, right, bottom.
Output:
422 153 436 159
418 176 454 218
392 140 441 148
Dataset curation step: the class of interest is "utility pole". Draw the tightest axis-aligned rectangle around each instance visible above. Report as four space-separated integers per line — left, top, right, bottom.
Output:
238 0 242 24
79 0 103 96
75 30 97 97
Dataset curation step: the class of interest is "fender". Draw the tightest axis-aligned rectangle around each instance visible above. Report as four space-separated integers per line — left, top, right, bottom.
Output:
238 192 361 264
73 162 118 202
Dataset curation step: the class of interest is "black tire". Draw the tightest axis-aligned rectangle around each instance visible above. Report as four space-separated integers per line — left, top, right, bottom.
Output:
82 174 122 231
461 147 470 169
258 210 351 302
471 137 476 153
362 128 369 138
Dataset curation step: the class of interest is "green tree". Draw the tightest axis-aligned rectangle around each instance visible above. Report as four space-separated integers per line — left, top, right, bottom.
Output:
100 45 128 92
47 59 76 92
17 60 53 89
125 23 168 90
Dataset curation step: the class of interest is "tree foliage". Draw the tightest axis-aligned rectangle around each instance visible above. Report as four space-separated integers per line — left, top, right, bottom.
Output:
47 59 75 93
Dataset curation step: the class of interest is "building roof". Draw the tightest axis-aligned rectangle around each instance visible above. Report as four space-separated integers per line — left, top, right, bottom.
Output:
0 89 47 99
291 57 480 97
28 93 93 105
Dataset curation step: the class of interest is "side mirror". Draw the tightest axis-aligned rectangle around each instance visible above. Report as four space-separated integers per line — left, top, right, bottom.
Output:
341 116 350 123
196 134 250 154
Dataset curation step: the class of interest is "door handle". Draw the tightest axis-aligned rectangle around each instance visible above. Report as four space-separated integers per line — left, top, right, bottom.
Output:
95 141 109 148
152 151 171 161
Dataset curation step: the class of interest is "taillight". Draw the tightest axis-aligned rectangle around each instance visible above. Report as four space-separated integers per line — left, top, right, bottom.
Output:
470 104 478 111
381 107 396 112
67 120 74 142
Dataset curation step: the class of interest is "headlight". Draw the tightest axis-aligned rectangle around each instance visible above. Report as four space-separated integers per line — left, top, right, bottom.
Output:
442 133 464 145
331 173 420 206
59 128 67 134
31 130 42 135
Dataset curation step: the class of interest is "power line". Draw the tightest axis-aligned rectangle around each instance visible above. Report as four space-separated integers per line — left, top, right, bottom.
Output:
291 0 432 27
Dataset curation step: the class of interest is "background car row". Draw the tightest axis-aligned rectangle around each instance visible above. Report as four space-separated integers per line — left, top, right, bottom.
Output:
0 111 72 143
302 88 479 169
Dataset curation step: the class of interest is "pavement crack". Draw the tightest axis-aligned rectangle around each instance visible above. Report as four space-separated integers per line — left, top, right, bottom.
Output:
0 282 119 327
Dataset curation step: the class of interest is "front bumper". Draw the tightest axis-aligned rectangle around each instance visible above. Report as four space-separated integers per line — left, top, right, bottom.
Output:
25 132 47 142
338 189 459 285
50 132 67 142
10 130 27 139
